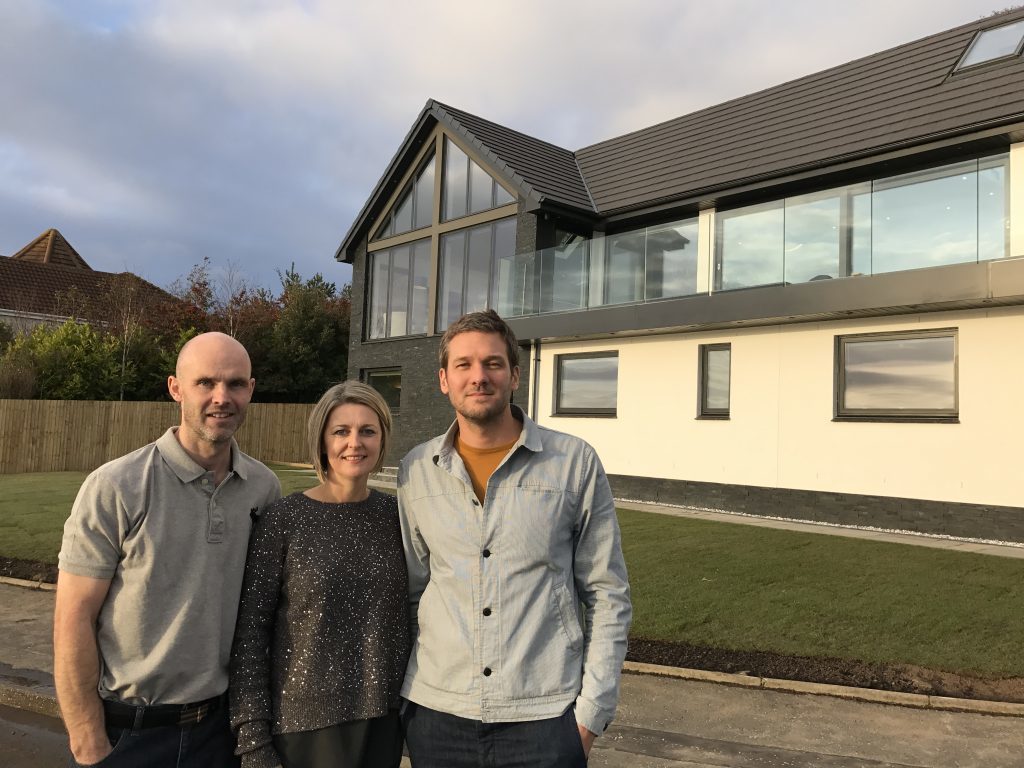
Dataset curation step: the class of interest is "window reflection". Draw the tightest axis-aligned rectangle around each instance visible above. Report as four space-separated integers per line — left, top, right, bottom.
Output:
715 154 1008 290
840 333 956 415
437 218 516 331
701 345 731 415
557 354 618 413
367 239 431 339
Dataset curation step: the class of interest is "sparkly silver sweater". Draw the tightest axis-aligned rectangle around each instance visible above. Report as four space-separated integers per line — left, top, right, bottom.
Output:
229 490 410 768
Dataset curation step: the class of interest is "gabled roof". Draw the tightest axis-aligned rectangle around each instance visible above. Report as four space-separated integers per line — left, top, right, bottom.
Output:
0 230 176 322
11 228 91 269
0 257 175 321
336 100 592 262
339 9 1024 260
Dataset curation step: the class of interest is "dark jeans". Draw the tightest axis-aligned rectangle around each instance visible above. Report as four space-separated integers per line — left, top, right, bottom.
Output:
401 700 587 768
69 706 238 768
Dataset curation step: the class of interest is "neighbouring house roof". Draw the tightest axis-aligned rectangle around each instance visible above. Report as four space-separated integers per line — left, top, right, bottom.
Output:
338 9 1024 261
0 230 176 323
10 228 91 270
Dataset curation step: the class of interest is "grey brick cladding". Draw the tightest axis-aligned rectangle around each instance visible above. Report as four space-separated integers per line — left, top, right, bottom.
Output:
608 475 1024 544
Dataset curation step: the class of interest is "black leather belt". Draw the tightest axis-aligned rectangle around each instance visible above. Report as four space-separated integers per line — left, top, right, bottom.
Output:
102 693 225 729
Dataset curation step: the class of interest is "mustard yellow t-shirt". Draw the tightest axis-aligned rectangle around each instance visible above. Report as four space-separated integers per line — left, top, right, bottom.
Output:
455 435 518 504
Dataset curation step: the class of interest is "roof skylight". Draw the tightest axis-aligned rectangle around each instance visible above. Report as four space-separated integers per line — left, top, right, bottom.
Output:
956 19 1024 70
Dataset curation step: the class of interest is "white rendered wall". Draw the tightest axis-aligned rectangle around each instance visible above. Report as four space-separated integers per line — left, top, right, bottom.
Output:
535 307 1024 508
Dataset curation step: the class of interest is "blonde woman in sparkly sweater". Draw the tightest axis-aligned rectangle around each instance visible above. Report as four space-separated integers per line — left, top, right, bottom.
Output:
229 381 409 768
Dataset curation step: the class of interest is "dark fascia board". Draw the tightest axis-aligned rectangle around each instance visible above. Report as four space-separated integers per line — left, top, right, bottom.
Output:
601 121 1023 226
507 258 1024 342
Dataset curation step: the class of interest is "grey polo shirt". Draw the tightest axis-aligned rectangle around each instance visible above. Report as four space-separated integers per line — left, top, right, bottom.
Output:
59 427 281 706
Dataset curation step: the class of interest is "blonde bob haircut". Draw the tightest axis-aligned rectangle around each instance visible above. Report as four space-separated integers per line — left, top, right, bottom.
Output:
307 380 392 482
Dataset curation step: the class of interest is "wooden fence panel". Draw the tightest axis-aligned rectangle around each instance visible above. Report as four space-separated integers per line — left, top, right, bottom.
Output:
0 400 312 474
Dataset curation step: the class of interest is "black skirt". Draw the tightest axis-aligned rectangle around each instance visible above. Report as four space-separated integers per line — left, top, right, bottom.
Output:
273 711 403 768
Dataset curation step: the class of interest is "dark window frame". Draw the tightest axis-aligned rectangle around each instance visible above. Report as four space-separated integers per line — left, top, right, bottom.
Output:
697 343 731 419
362 367 402 414
552 351 618 418
833 328 959 423
373 150 436 242
365 238 431 341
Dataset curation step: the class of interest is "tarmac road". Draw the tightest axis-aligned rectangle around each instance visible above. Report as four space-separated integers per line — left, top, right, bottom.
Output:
0 703 67 767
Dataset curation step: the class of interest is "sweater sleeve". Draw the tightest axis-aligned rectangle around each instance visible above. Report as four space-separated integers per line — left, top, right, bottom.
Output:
229 498 288 766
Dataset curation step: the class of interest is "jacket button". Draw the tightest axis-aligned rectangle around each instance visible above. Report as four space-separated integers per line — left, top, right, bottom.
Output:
472 499 480 506
482 549 491 558
483 667 492 676
482 607 492 616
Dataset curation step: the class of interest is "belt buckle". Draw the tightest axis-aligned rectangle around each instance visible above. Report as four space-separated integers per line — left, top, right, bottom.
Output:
179 702 209 726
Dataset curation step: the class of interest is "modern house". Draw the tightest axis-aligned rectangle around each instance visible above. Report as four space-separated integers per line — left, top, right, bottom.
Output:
337 11 1024 542
0 228 175 332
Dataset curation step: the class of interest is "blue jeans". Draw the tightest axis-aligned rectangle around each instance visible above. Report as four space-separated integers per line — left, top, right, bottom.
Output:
69 706 238 768
401 700 587 768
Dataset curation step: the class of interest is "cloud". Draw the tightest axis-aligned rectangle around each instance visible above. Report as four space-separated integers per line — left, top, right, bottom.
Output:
0 0 1004 291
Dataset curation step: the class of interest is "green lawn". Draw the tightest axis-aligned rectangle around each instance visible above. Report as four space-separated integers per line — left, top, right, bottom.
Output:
620 509 1024 678
2 471 1021 678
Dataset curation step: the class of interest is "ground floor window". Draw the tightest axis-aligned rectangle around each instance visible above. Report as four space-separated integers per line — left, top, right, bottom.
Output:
363 368 402 413
553 352 618 416
698 343 731 418
835 329 957 420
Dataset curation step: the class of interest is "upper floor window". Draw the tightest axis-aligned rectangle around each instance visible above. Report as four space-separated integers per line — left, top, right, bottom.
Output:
955 19 1024 70
367 239 430 339
835 329 958 421
374 152 435 240
436 217 516 331
442 137 515 221
715 153 1008 291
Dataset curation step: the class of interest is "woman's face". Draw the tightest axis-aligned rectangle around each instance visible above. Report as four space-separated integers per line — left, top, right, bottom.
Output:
321 403 382 482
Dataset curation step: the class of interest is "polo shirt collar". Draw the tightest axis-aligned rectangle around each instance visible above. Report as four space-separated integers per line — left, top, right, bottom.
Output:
156 427 247 482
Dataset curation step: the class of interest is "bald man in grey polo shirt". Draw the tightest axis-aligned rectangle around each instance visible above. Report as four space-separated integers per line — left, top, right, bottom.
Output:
54 332 281 768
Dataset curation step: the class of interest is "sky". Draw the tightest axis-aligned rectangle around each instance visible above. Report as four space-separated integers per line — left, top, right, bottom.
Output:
0 0 1012 294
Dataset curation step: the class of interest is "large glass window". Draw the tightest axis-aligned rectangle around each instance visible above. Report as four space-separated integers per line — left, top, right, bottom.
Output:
436 218 516 330
554 352 618 416
442 137 515 221
835 329 957 420
363 368 401 413
715 154 1008 290
698 344 731 418
366 239 431 339
374 152 435 240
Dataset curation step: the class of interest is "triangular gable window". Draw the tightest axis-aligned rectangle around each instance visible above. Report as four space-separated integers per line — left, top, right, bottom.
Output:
374 152 435 241
442 137 514 222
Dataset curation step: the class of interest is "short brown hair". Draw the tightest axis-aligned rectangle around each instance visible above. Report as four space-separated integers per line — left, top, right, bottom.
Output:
307 380 392 481
438 309 519 370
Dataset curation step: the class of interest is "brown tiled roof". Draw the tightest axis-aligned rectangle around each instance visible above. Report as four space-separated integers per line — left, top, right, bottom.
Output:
11 228 91 270
0 257 175 321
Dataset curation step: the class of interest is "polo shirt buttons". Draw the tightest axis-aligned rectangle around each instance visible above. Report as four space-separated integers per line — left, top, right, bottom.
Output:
482 607 492 616
483 667 492 676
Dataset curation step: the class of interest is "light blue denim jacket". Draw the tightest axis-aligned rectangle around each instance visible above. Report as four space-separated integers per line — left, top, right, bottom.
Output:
397 406 632 735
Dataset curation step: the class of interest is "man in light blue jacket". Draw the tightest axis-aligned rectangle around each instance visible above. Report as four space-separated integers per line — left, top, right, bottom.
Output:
398 309 632 767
